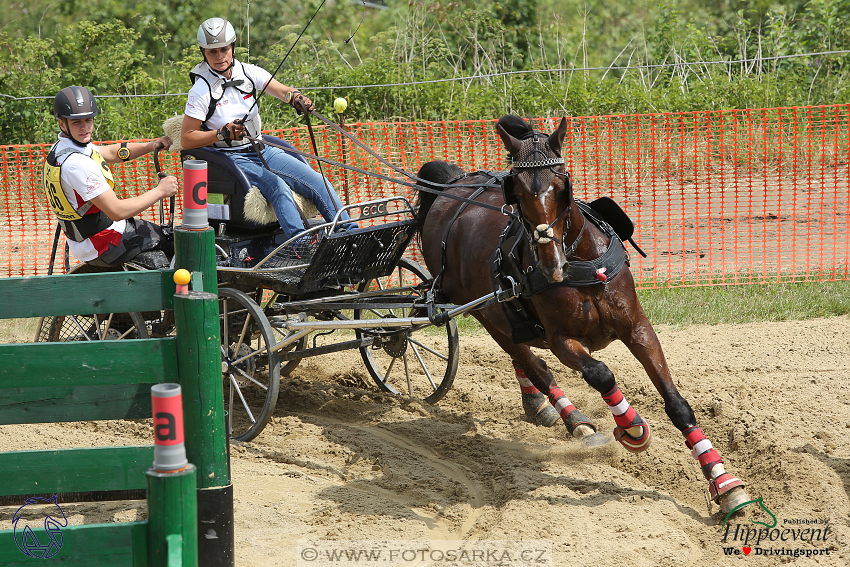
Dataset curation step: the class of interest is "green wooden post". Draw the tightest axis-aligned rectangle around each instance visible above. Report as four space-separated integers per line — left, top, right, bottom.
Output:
173 290 233 566
174 227 217 295
146 465 198 567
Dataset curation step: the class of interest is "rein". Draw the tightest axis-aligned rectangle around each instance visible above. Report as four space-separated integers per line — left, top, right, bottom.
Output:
243 114 509 214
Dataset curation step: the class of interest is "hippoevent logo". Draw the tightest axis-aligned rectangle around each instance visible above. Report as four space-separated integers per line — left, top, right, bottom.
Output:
719 497 831 558
11 494 67 559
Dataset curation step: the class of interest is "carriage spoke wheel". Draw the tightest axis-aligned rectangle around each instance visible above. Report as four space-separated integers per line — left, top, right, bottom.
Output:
219 287 280 442
272 330 308 377
46 312 148 342
37 263 148 342
354 258 459 403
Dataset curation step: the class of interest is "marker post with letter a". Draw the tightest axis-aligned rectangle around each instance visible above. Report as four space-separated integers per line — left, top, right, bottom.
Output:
146 382 198 566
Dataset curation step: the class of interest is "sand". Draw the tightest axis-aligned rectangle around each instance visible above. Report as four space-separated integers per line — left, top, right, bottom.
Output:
2 317 849 566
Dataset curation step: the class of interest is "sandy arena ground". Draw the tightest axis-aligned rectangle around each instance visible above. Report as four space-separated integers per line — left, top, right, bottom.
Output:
1 316 849 566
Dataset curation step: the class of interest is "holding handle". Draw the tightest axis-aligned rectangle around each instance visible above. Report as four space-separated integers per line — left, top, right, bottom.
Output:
153 142 176 230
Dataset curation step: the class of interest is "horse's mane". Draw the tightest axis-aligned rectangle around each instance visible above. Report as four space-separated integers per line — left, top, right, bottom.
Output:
497 115 533 139
414 115 531 234
414 161 465 232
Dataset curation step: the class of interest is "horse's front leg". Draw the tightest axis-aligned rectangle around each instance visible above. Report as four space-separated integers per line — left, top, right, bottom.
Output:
549 334 653 452
621 315 750 513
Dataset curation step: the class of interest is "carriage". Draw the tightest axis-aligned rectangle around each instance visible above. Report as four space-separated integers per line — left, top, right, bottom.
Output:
36 135 460 442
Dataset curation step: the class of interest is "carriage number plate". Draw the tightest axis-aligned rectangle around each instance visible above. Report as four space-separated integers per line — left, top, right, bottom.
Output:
359 202 387 218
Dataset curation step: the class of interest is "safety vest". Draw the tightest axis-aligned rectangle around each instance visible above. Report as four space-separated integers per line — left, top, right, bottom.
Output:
189 60 261 148
43 144 115 242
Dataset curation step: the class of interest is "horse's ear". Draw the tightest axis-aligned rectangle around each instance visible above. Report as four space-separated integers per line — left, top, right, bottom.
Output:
496 123 523 156
548 117 569 156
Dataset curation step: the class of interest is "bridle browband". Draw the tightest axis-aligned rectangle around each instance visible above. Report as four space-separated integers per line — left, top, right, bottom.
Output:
510 157 565 169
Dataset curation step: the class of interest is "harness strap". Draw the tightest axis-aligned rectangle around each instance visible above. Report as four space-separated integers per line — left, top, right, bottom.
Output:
490 220 547 344
490 202 631 343
522 233 628 296
431 183 490 294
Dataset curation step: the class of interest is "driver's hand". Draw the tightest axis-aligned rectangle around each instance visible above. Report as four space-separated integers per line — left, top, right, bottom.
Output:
220 122 246 141
292 93 315 114
156 175 179 198
155 135 173 151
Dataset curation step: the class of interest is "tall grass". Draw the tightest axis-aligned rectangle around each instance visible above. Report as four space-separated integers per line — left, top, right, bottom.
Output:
3 2 850 144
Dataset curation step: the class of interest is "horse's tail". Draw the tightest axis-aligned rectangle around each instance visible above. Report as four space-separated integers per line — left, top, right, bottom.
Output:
414 160 465 231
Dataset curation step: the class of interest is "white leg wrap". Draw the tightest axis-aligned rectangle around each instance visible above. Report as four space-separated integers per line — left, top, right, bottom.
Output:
690 438 713 459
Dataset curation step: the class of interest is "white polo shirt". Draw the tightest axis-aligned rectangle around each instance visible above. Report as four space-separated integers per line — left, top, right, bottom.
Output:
184 60 271 138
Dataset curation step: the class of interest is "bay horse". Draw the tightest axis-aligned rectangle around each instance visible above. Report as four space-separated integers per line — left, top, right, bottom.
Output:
415 115 750 513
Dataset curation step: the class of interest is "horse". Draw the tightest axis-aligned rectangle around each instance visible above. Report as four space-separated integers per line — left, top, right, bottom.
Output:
414 114 750 514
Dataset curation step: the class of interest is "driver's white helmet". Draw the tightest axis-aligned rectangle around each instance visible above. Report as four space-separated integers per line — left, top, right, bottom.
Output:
197 17 236 49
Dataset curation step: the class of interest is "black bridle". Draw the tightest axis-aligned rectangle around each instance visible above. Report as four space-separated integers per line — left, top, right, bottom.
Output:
506 136 582 267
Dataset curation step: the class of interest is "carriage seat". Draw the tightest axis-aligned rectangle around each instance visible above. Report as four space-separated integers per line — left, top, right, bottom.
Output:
179 135 320 232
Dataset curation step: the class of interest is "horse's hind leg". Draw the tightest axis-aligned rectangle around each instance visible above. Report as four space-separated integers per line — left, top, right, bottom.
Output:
480 323 599 440
620 316 750 513
511 360 561 427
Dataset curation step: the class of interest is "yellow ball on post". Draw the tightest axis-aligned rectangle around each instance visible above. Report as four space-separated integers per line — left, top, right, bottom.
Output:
333 97 348 114
174 269 192 285
174 269 191 295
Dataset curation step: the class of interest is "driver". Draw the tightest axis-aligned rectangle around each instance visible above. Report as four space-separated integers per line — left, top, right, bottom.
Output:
43 86 179 267
180 17 356 240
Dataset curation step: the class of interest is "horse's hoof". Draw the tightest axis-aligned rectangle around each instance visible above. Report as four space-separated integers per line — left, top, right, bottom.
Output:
718 486 751 515
613 417 652 453
565 408 596 435
522 392 561 427
577 430 609 447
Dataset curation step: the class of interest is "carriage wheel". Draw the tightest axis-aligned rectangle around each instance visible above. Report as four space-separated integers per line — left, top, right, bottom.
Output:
45 312 149 342
274 331 308 377
38 263 149 342
218 287 280 442
355 258 459 403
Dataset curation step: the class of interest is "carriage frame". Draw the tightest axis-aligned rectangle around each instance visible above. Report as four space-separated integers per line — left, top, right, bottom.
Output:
37 138 464 441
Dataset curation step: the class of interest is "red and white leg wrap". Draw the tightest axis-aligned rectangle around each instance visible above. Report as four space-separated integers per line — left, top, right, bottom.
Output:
545 386 577 421
683 426 744 502
603 386 651 452
513 361 541 395
548 386 596 434
514 361 561 427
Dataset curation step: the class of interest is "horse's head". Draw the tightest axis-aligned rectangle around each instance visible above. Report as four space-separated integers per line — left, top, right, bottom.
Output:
497 116 573 283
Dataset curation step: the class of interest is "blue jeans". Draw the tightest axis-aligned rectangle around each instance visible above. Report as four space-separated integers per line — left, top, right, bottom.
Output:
230 146 355 238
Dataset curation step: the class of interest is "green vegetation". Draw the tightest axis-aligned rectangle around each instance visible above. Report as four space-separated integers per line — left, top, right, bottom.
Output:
2 0 850 144
639 280 850 326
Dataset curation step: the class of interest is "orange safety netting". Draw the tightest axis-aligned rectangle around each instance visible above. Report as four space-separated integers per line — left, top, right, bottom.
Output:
2 106 849 287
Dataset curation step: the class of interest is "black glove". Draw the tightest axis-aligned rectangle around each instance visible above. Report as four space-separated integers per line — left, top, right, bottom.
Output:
217 122 245 141
289 92 314 115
